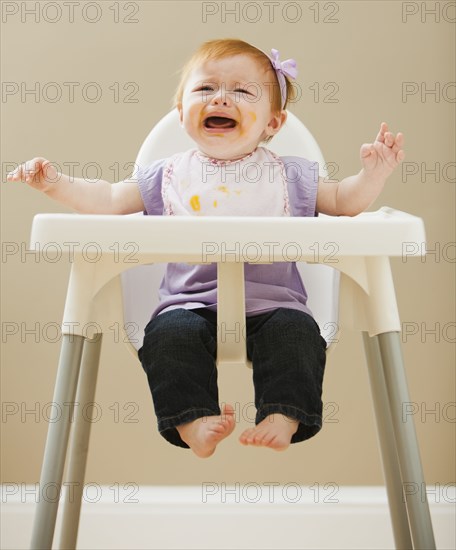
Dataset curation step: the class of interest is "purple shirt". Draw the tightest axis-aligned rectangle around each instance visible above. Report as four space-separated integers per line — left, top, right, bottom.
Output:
136 148 319 319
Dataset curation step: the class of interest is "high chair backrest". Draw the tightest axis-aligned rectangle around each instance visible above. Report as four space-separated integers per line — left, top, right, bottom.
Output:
122 109 340 352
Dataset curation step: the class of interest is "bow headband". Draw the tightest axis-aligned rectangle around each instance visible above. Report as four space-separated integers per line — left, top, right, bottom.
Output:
265 48 298 109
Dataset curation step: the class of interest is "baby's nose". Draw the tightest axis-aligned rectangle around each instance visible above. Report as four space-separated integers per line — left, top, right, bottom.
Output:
211 95 228 106
211 86 232 106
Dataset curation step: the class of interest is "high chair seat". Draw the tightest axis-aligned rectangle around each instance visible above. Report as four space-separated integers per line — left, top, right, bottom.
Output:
27 110 435 550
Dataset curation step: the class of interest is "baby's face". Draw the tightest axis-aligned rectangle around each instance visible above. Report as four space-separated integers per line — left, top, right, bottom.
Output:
178 54 286 160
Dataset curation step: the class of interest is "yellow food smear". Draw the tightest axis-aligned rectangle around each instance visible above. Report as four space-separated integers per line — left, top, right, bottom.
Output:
213 200 217 208
217 186 229 194
190 195 201 211
239 112 256 136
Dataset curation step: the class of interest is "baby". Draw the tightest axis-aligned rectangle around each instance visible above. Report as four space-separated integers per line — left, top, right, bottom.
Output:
7 38 404 458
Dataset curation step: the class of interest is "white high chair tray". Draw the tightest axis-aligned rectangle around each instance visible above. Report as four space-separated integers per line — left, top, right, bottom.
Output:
30 207 425 260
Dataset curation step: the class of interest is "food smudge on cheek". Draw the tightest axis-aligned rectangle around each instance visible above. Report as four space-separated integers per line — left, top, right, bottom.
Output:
238 111 256 137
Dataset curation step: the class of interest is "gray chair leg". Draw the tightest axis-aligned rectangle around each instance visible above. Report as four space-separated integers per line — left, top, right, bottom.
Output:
30 334 85 550
378 331 436 550
57 334 103 550
363 333 413 549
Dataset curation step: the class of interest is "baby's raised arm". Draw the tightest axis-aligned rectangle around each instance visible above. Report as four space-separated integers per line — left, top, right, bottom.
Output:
316 123 404 216
7 157 145 214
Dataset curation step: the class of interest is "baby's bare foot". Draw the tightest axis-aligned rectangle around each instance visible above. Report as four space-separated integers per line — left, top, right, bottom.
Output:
176 404 235 458
239 413 299 451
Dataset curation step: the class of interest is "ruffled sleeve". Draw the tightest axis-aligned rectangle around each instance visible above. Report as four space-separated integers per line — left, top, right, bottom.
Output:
281 156 320 217
136 158 169 215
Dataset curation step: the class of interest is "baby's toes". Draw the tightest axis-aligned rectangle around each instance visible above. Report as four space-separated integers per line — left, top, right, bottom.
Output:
239 428 255 444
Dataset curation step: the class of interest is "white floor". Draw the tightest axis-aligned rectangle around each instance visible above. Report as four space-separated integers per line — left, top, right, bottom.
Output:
2 486 455 549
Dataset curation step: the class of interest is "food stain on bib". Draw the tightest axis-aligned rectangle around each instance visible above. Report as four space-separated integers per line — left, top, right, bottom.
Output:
189 195 201 211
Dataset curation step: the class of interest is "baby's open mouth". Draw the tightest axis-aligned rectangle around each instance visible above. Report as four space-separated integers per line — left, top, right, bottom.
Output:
203 116 237 129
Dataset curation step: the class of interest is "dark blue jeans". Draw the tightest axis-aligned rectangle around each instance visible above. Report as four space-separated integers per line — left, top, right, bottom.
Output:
138 307 327 448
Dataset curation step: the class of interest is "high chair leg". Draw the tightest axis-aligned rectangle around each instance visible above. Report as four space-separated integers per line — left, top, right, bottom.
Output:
30 334 85 550
57 334 103 550
363 333 413 549
378 331 436 550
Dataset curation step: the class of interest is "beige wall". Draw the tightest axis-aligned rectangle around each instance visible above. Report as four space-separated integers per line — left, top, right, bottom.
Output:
1 1 454 490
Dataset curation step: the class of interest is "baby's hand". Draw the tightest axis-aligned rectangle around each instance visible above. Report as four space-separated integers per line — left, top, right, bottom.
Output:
6 157 59 192
360 123 405 181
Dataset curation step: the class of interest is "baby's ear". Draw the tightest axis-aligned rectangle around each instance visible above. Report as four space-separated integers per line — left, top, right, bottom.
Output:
266 110 287 136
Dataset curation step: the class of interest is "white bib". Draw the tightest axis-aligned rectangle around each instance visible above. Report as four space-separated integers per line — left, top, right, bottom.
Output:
162 147 290 217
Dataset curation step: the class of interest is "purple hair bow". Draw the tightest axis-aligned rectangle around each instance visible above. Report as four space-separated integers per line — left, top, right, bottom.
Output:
267 48 298 109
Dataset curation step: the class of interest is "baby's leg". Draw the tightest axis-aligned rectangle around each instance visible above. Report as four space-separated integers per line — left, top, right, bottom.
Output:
240 308 327 450
139 308 231 452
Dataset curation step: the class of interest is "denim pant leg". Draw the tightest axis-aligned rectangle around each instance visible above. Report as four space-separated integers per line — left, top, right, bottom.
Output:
246 307 327 444
138 308 220 448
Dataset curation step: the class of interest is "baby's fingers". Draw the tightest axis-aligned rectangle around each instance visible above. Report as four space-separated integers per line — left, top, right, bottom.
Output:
381 130 404 152
384 132 397 147
389 132 405 162
390 132 404 153
375 122 388 144
6 165 23 181
24 158 44 182
7 157 46 182
6 166 29 182
7 163 27 181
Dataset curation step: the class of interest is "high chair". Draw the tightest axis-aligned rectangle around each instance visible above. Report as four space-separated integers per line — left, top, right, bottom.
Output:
28 109 435 550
